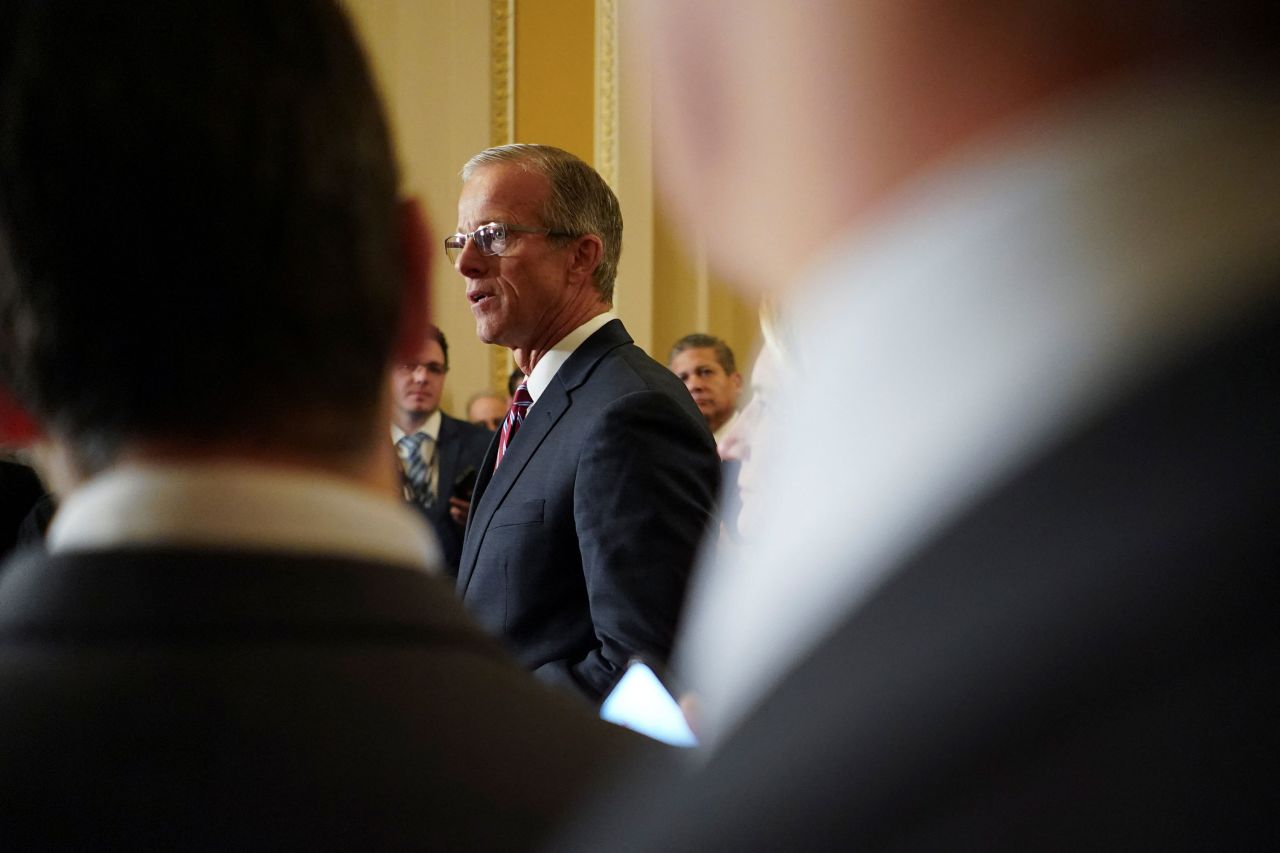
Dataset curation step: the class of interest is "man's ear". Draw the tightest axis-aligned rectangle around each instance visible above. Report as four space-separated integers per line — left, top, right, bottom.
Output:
392 197 432 363
566 234 605 289
0 385 41 446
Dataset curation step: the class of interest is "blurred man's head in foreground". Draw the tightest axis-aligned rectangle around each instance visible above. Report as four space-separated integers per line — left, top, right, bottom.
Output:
636 0 1277 299
0 0 425 481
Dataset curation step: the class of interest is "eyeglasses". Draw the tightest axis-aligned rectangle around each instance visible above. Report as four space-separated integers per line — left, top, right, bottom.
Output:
444 222 572 263
396 361 447 377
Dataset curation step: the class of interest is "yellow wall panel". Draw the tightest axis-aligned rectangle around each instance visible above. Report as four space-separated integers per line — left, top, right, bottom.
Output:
514 0 595 160
651 202 700 361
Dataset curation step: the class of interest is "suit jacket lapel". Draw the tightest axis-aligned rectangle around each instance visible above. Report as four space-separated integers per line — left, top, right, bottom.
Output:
456 382 571 597
455 319 633 597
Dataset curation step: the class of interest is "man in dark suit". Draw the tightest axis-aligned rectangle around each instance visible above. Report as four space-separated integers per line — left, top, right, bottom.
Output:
450 144 720 703
0 2 650 849
556 0 1280 849
391 323 493 575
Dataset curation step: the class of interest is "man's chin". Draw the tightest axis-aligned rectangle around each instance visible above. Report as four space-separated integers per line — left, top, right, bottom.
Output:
475 324 502 347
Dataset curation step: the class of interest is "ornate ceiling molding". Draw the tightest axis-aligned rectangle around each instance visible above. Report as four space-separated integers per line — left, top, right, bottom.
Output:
489 0 514 147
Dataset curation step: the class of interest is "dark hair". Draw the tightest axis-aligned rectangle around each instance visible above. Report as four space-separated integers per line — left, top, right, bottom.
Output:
462 144 623 303
425 324 450 370
669 333 737 376
0 0 401 473
507 368 525 397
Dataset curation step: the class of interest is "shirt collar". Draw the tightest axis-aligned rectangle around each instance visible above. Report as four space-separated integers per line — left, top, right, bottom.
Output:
47 462 441 571
391 408 442 443
712 410 740 444
524 311 617 402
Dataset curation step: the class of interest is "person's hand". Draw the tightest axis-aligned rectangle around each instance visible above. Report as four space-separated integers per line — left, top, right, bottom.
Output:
448 496 470 526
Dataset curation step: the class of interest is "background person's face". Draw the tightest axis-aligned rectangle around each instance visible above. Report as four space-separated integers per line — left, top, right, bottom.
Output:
670 347 742 431
468 395 507 431
392 339 447 422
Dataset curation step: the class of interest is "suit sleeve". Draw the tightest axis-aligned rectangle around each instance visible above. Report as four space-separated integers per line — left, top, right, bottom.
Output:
533 388 720 699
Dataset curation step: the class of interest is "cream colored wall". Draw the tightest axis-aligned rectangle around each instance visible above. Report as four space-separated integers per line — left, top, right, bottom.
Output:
342 0 759 411
342 0 497 417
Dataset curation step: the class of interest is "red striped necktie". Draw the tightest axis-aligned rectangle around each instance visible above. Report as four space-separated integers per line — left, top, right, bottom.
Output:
494 382 533 471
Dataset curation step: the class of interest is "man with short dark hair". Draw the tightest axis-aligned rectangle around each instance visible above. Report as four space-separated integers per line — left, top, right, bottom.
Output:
391 324 492 574
451 144 720 703
0 3 646 848
668 333 743 442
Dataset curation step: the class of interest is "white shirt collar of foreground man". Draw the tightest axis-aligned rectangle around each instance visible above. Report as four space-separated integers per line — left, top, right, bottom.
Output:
524 310 618 403
48 462 441 571
677 73 1280 750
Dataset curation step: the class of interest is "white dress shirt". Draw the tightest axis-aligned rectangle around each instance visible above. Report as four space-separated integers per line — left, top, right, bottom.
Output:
712 411 740 445
523 311 618 405
676 73 1280 749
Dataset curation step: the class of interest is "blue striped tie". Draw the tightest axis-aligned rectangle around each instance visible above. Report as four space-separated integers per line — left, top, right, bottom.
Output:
397 432 433 505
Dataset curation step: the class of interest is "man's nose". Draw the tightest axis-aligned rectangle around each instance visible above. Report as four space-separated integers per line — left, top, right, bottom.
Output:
412 366 431 381
456 236 490 278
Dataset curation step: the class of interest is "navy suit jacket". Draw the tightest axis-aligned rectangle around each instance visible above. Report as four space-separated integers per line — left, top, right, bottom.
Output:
0 546 651 851
404 412 493 574
458 319 720 702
